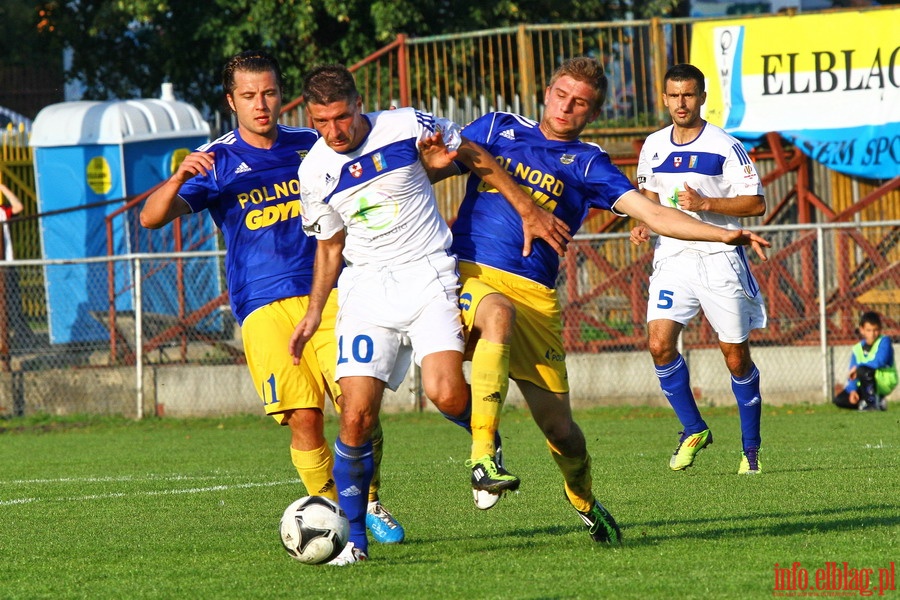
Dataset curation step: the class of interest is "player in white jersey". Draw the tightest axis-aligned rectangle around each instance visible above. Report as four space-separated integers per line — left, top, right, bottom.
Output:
140 50 406 549
288 64 571 564
631 63 768 475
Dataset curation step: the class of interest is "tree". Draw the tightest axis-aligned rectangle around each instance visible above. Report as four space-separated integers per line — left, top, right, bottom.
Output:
37 0 681 115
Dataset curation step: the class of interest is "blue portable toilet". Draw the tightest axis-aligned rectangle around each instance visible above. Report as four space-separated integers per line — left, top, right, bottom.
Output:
30 97 220 345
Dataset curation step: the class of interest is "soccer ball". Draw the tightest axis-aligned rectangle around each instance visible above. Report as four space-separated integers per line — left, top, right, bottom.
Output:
279 496 350 565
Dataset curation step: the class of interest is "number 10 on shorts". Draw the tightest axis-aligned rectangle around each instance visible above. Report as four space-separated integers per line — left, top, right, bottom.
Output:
338 334 374 365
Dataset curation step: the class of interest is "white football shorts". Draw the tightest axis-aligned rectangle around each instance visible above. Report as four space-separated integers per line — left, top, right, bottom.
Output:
646 247 767 343
335 251 464 391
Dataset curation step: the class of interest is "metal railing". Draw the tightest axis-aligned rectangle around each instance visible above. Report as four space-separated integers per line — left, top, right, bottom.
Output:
1 221 898 419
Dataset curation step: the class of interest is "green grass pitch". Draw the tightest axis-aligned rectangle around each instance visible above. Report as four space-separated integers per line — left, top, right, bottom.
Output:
0 404 897 599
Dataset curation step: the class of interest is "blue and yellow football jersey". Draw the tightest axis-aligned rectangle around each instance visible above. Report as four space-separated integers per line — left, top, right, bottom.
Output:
178 125 320 324
451 112 635 288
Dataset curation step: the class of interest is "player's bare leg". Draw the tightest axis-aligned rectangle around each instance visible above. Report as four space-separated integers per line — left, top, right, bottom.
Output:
285 407 337 501
519 381 621 544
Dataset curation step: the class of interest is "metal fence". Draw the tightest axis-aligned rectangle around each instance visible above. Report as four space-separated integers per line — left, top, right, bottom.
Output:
1 220 897 419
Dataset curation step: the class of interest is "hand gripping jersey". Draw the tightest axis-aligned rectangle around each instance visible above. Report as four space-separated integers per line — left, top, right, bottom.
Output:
299 107 461 267
450 111 635 289
177 125 320 324
636 121 764 259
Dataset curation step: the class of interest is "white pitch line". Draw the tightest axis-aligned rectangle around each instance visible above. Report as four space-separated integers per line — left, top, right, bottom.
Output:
2 474 240 485
0 479 298 507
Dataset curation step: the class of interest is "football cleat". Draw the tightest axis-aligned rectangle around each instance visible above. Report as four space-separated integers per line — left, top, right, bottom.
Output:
366 501 405 544
472 444 505 510
466 453 520 495
669 429 713 471
738 447 762 475
573 497 622 544
327 541 368 566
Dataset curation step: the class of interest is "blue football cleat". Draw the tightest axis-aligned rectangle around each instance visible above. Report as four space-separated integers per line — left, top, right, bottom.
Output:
366 501 405 544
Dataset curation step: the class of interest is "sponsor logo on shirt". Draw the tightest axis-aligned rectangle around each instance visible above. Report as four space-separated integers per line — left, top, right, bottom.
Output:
234 162 251 174
689 155 698 169
500 129 516 140
372 152 387 172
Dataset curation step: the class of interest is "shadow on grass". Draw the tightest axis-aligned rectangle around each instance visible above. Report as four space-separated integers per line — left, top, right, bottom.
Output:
618 503 900 546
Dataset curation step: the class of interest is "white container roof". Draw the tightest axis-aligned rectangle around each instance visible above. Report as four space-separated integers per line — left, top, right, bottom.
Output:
30 99 210 148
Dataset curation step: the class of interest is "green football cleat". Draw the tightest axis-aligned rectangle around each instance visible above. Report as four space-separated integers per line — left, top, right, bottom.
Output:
669 429 713 471
738 447 762 474
573 498 622 544
466 453 520 495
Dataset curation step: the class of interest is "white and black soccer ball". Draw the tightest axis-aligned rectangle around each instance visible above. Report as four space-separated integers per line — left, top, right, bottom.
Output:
279 496 350 565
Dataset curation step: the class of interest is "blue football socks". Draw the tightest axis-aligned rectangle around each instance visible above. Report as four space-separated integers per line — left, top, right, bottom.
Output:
656 354 708 434
732 364 762 450
333 438 375 553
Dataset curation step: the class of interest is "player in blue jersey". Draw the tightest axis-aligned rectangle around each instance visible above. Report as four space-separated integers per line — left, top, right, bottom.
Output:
632 63 768 475
139 50 405 549
424 56 769 543
288 64 571 564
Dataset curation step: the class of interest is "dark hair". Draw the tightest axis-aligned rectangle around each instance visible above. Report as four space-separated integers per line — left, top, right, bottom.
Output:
222 50 284 97
664 63 706 94
859 311 883 328
548 57 608 111
302 64 360 106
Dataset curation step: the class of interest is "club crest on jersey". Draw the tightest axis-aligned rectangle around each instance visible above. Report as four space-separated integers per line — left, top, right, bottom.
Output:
560 154 575 165
689 155 698 169
297 150 308 161
372 152 387 172
673 156 683 168
744 165 754 176
349 162 363 178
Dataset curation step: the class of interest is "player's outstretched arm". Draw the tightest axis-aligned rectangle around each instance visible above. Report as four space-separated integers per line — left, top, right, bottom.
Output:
453 137 573 257
618 190 770 261
140 151 214 229
289 231 345 365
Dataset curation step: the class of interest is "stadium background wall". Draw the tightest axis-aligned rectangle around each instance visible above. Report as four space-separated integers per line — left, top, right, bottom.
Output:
1 10 898 418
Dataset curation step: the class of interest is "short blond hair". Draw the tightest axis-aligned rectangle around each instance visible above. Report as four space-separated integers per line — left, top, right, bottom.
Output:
548 57 608 111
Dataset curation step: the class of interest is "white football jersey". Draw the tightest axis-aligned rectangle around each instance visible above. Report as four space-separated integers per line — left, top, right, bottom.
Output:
637 121 763 258
299 107 462 267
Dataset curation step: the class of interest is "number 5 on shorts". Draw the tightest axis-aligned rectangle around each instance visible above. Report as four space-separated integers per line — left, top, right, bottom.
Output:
657 290 674 310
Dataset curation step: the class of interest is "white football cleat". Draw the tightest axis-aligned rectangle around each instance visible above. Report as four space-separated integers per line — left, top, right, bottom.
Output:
327 541 368 566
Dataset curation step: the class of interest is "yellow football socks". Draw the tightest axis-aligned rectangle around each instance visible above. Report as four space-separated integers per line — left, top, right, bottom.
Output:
469 339 510 460
369 421 384 503
291 443 337 502
548 440 594 513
